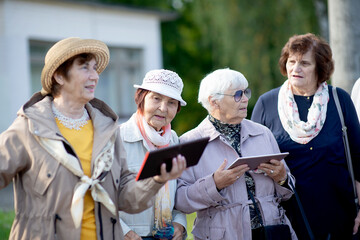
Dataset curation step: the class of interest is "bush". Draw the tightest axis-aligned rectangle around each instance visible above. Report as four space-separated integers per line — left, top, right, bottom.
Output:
186 212 196 240
0 210 196 239
0 210 14 240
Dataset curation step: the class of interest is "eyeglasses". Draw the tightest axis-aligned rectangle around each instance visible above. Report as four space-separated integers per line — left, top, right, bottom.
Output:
216 88 251 102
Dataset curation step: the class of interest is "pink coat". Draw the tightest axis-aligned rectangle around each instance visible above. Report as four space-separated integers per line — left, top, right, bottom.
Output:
176 117 297 240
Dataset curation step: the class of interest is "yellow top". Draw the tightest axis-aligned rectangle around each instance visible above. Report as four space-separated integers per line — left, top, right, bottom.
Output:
55 118 96 240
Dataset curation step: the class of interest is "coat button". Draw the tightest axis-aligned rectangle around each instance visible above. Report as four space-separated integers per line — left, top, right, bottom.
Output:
47 173 51 178
116 179 119 184
310 147 313 150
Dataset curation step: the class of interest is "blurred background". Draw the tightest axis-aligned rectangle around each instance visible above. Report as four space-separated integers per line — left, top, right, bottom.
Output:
1 0 359 136
0 0 359 239
91 0 359 136
100 0 327 135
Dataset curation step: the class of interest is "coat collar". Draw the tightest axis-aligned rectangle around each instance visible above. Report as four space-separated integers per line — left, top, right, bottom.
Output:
19 92 119 159
120 114 154 152
121 113 144 143
120 113 178 150
196 116 264 144
19 93 61 140
21 92 118 121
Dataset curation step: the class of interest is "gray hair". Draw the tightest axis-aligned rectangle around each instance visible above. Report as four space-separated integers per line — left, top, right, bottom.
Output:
198 68 248 113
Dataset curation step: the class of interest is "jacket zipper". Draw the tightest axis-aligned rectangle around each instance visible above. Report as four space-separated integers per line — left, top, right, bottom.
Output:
110 217 117 240
54 214 62 240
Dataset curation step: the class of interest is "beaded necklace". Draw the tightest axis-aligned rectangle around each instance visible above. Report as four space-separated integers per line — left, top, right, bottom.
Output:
52 102 90 130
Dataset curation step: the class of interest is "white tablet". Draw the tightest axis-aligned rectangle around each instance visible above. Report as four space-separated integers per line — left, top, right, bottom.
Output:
227 152 289 170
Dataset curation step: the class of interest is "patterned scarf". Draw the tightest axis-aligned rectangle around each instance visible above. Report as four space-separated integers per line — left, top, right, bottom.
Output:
278 80 329 144
209 115 242 156
135 111 174 239
35 135 116 228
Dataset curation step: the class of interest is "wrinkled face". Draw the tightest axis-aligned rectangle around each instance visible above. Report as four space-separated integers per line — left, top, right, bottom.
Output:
216 87 249 124
143 92 179 131
58 58 99 104
58 59 99 104
286 50 318 95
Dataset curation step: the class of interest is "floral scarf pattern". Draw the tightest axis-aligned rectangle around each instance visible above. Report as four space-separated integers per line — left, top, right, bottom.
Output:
36 135 116 228
278 80 329 144
209 115 242 156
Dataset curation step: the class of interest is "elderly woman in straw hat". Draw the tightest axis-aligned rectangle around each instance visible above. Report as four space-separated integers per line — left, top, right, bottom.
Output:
0 37 186 240
119 69 187 240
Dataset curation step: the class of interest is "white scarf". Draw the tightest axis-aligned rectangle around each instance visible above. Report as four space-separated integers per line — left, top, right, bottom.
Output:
141 116 171 148
35 136 117 228
278 80 329 144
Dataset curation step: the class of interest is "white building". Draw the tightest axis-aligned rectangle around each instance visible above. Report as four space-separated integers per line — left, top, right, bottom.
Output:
0 0 176 132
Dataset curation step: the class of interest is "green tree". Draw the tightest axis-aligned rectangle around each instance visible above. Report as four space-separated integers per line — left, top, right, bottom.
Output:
96 0 321 135
163 0 320 134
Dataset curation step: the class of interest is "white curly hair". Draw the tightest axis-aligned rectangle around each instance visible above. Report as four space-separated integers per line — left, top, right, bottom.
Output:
198 68 249 113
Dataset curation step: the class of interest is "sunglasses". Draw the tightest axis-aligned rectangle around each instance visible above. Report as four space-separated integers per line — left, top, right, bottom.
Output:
216 88 251 102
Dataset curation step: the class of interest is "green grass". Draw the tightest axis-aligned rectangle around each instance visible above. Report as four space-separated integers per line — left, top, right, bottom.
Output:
0 210 196 240
0 210 14 240
186 212 196 240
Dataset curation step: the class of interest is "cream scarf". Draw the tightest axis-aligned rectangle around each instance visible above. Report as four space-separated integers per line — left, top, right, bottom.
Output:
35 135 117 228
135 111 174 239
136 111 171 147
278 80 329 144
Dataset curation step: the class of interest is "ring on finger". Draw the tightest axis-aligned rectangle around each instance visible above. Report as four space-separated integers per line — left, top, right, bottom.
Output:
270 170 274 174
236 176 240 179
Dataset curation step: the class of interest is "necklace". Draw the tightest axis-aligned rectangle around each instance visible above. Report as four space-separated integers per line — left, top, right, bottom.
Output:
52 102 90 130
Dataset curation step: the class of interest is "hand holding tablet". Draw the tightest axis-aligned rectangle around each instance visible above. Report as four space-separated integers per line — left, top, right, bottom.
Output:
227 152 289 170
136 137 210 180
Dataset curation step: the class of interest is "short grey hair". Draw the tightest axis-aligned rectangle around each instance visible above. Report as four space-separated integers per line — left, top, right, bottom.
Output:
198 68 249 113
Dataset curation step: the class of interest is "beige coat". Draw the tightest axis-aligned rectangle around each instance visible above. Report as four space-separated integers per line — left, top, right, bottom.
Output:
0 93 163 240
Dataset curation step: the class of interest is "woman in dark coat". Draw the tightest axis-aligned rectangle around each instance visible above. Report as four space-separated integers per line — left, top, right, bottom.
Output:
252 33 360 240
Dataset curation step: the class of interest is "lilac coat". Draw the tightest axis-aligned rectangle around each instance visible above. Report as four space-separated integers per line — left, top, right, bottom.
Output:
176 117 297 240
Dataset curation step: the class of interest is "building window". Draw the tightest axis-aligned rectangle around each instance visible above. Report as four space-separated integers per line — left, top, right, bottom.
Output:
29 40 53 95
29 40 143 121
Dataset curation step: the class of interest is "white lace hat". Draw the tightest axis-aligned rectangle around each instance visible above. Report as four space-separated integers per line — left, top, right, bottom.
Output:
134 69 187 106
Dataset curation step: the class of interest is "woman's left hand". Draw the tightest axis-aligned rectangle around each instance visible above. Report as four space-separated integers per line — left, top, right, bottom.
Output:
354 181 360 235
153 154 186 184
258 159 287 183
353 209 360 235
172 222 185 240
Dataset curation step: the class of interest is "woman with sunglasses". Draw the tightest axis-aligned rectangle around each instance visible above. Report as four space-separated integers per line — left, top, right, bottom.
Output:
175 68 297 239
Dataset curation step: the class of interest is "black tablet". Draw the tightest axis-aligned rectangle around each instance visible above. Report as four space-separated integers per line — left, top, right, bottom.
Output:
227 152 289 170
136 137 210 181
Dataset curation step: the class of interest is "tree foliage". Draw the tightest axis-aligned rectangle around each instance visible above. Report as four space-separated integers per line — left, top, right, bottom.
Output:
97 0 321 135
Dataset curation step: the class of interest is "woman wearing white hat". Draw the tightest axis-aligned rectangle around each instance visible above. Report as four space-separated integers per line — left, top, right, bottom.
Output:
119 69 187 240
0 38 186 240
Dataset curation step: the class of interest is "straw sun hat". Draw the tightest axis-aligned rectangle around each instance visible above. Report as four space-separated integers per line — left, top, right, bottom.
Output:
40 37 110 95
